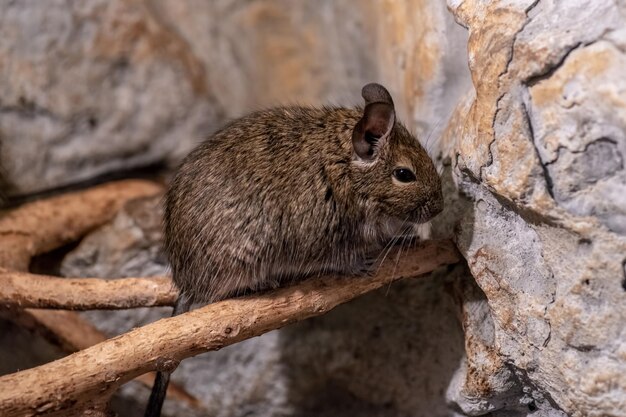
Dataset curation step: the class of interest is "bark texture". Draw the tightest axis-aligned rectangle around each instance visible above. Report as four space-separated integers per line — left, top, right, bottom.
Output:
0 269 176 310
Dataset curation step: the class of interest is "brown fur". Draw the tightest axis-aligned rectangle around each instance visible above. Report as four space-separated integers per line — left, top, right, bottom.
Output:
146 84 444 417
164 85 443 304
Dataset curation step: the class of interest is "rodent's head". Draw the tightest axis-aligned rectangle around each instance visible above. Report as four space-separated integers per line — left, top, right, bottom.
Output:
350 83 443 224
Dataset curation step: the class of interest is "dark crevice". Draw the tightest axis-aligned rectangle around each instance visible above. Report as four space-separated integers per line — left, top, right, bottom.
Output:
520 100 556 199
498 0 541 80
29 240 82 276
505 363 566 414
0 101 59 121
491 192 560 228
2 161 169 209
482 92 507 176
526 42 583 87
567 343 598 353
527 27 614 88
525 30 611 89
524 0 541 14
459 165 483 186
539 137 623 201
621 260 626 291
544 137 620 166
87 116 98 129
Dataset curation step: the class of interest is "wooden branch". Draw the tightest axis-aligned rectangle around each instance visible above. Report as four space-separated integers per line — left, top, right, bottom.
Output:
0 180 459 416
2 309 110 352
0 239 460 416
0 180 201 411
0 308 201 410
0 179 163 271
0 269 177 310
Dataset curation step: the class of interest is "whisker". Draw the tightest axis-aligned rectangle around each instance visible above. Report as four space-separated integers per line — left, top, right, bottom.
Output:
424 117 445 157
385 219 418 297
385 231 405 297
374 216 410 273
374 234 400 267
376 226 404 264
385 229 409 297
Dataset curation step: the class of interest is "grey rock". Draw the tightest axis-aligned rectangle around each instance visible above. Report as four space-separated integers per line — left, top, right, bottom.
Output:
0 0 468 200
0 0 220 197
444 0 626 416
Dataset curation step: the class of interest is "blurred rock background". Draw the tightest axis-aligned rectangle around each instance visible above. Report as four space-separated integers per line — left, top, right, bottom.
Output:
1 1 624 417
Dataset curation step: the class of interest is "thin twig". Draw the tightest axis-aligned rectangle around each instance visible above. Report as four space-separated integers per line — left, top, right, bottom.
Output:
0 269 177 310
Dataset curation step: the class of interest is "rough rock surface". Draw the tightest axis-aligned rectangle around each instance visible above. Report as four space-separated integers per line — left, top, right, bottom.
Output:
0 0 376 197
442 0 626 416
0 0 468 198
0 0 220 197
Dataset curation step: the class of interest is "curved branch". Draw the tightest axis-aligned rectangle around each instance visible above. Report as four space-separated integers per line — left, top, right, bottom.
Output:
0 308 202 410
0 269 177 310
0 240 460 417
0 180 201 410
0 179 163 271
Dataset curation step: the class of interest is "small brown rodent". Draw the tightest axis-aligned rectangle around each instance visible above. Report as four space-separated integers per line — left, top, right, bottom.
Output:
145 83 443 417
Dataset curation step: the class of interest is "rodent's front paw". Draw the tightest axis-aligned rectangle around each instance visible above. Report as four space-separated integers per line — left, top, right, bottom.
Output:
353 258 377 277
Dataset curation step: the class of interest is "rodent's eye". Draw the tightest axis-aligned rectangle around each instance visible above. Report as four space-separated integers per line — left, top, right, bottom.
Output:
393 167 416 183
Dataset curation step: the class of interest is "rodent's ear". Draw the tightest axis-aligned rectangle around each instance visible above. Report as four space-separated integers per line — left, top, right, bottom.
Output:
361 83 395 108
352 83 396 161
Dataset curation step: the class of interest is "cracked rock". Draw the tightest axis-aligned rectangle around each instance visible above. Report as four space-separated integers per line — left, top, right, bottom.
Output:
444 0 626 416
528 41 626 234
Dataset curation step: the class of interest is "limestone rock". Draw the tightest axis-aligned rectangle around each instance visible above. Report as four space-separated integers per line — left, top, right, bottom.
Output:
149 0 378 118
444 1 626 416
0 0 220 197
0 0 468 199
0 0 380 198
61 194 168 280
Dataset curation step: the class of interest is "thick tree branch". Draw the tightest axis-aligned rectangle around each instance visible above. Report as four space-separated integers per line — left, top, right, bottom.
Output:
0 269 177 310
0 240 460 417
